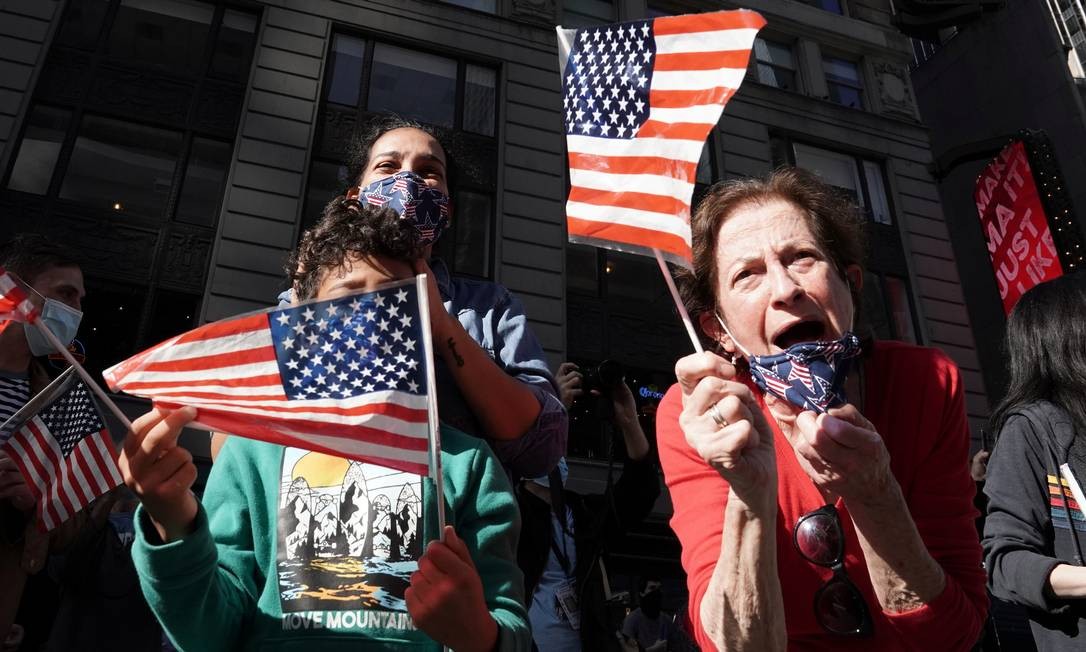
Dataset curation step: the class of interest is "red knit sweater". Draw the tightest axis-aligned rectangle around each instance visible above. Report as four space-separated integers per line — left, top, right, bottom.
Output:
657 340 988 651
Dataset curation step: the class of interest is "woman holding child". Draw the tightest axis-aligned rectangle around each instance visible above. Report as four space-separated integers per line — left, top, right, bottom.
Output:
656 169 988 650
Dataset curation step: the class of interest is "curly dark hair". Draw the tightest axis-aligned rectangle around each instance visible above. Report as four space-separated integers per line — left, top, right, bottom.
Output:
289 196 425 301
345 113 458 189
678 167 868 349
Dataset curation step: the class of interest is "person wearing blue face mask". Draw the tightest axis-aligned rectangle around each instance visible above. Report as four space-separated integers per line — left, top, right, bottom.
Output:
211 114 567 482
0 234 85 650
655 169 987 651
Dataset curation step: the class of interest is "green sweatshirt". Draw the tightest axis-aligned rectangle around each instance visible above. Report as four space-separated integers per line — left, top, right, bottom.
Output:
132 426 529 651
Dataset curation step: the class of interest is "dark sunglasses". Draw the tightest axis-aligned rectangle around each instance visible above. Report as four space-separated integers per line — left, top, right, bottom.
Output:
793 503 874 637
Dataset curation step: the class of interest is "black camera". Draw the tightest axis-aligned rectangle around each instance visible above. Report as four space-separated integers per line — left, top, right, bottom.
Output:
581 359 625 395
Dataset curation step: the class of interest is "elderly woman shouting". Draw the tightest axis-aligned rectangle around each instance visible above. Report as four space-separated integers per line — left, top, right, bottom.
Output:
656 169 987 650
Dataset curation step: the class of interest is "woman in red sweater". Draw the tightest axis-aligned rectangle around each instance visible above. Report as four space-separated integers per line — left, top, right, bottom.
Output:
657 168 987 651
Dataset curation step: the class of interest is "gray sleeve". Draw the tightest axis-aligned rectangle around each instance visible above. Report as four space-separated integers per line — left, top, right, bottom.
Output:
982 413 1071 614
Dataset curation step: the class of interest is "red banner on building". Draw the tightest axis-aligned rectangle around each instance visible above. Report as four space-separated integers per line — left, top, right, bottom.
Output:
974 140 1063 314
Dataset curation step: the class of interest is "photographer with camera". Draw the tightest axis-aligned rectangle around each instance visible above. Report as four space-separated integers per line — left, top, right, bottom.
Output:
517 361 661 651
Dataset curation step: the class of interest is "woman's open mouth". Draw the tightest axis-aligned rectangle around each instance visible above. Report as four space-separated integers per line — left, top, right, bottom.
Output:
772 319 827 350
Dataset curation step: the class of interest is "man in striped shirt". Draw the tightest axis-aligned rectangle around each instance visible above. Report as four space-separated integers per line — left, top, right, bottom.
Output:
0 234 84 649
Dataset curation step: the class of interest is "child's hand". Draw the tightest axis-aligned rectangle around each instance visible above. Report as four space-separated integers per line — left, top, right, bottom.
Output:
406 526 498 652
118 406 199 543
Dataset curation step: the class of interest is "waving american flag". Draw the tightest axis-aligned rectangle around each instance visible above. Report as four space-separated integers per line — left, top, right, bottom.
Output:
1 368 121 531
103 279 433 476
0 267 38 323
557 10 764 267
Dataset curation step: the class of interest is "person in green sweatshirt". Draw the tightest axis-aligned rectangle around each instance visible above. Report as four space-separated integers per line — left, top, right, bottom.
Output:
119 197 529 651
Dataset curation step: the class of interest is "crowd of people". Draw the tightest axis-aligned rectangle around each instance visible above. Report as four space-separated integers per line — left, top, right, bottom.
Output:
1 113 1085 652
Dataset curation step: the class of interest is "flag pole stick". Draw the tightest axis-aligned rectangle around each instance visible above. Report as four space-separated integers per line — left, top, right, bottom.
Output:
653 248 704 354
415 274 447 541
31 320 133 431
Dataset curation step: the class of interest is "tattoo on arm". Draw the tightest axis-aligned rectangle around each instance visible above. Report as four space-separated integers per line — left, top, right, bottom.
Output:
447 337 465 368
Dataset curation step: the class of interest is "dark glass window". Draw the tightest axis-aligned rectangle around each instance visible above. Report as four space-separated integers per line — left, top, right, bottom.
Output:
107 0 214 75
803 0 844 14
563 0 616 27
754 38 798 91
56 0 110 51
442 189 492 279
566 243 599 295
792 143 890 224
300 160 350 232
176 137 232 226
824 57 864 109
883 275 918 343
464 65 497 137
209 9 257 82
1 0 259 394
145 289 201 346
59 115 183 219
441 0 497 12
308 33 499 278
326 34 366 108
78 280 146 381
368 44 458 128
6 106 71 195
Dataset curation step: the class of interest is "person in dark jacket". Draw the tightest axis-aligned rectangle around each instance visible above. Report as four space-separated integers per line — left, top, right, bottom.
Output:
984 273 1086 651
518 362 661 651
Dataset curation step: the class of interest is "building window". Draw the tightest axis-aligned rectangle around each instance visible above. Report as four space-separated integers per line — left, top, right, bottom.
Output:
0 0 258 380
823 56 864 109
754 38 799 91
563 0 616 27
440 0 497 13
802 0 844 14
792 143 892 225
863 272 919 343
306 32 499 279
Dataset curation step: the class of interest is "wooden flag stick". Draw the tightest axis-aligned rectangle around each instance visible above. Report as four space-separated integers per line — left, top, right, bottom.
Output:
415 273 447 541
31 320 133 431
654 248 704 354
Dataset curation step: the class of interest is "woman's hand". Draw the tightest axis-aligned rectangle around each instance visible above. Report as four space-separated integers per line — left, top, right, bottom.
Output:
675 351 777 504
791 404 892 505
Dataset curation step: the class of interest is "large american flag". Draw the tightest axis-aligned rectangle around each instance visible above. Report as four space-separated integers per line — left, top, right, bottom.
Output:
1 368 122 531
0 267 38 323
557 10 764 267
103 280 432 476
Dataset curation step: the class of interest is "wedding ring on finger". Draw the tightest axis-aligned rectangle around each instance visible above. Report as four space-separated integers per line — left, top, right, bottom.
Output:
709 403 729 428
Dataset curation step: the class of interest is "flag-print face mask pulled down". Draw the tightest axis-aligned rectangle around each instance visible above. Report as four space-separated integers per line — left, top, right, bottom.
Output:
355 171 450 245
715 314 862 413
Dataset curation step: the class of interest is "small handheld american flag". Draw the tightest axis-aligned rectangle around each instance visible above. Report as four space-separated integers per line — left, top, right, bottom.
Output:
557 10 765 268
0 267 38 323
104 278 437 478
0 367 122 531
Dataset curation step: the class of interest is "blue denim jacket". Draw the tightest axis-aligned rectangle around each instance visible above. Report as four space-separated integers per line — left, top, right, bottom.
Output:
277 259 567 479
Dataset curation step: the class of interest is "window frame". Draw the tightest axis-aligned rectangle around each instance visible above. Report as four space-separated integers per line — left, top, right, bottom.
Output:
822 55 865 110
753 36 801 93
306 29 501 280
772 133 923 344
0 0 258 374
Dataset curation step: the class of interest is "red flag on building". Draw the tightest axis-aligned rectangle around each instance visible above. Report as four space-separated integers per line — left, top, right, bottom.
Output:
1 368 122 531
557 10 764 267
974 140 1063 314
103 279 433 476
